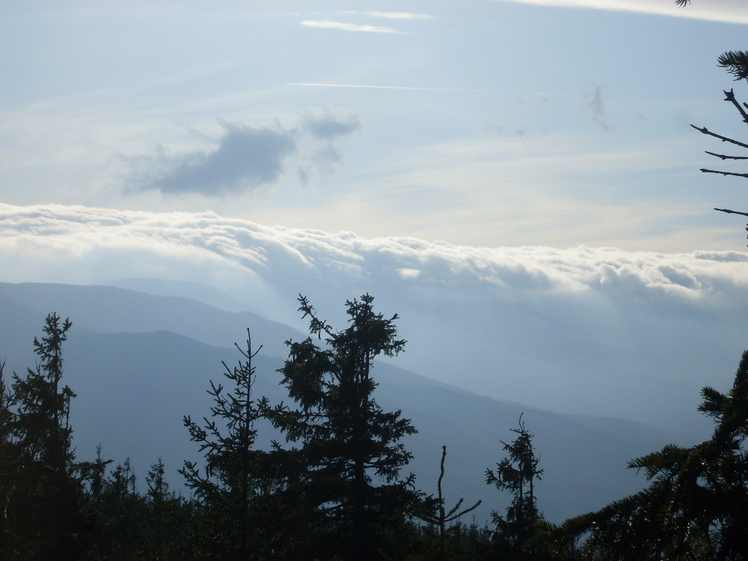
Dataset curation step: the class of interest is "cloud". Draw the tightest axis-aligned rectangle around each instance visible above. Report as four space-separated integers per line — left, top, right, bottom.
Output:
295 109 361 181
128 123 296 196
3 203 748 433
585 83 611 131
301 111 361 141
287 82 507 93
488 0 748 24
126 112 361 196
300 20 401 33
342 11 435 20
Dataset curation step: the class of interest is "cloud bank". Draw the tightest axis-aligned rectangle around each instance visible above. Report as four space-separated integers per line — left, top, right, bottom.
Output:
2 203 747 433
127 112 361 196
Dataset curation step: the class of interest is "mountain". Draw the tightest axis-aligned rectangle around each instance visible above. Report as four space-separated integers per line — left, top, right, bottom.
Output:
0 281 694 523
0 281 300 361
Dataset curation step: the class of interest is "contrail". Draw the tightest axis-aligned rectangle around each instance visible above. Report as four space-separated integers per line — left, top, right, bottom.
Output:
287 82 567 96
287 82 504 94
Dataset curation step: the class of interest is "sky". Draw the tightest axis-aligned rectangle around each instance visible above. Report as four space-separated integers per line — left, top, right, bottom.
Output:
2 1 748 430
1 0 747 251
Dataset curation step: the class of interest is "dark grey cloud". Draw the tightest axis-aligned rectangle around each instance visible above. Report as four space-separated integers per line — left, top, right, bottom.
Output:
302 111 361 140
293 110 360 183
585 83 611 131
128 112 361 196
132 123 296 196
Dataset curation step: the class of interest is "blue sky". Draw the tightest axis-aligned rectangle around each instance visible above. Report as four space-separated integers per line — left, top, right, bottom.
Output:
2 0 747 251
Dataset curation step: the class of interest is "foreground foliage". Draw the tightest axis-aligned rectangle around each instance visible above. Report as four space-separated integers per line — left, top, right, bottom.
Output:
548 352 748 560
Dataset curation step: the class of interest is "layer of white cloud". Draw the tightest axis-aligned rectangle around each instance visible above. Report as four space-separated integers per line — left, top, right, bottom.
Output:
2 203 747 433
492 0 748 24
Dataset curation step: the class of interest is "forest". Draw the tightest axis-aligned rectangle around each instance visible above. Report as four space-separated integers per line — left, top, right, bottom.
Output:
1 290 747 561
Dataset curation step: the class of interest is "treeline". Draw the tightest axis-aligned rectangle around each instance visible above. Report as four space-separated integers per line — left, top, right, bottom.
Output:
1 294 747 560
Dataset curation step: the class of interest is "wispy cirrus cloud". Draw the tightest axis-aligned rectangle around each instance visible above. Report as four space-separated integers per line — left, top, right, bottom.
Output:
300 20 401 33
341 11 435 20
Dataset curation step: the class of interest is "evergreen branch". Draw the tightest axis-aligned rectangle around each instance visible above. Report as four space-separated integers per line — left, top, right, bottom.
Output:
718 51 748 82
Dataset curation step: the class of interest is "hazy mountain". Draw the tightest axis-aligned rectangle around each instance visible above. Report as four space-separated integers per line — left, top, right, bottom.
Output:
0 281 698 523
0 281 300 361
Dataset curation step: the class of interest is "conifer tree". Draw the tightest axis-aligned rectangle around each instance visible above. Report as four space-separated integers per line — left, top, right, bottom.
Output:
0 313 87 560
181 329 283 560
140 458 193 561
272 294 419 561
486 414 544 560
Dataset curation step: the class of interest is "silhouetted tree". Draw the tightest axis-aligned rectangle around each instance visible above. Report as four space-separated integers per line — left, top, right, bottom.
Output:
271 294 419 561
181 329 292 560
0 313 89 560
486 414 544 560
88 458 151 560
139 458 193 561
0 361 15 551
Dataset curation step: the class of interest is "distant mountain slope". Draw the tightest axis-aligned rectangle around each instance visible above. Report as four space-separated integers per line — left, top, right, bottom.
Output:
0 281 724 440
0 282 682 523
0 281 301 359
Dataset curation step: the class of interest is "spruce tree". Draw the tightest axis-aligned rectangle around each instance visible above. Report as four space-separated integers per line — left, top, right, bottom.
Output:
0 313 87 560
486 414 544 559
181 329 284 560
272 294 419 561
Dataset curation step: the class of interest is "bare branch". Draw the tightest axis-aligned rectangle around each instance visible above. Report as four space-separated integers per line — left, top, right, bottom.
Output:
724 89 748 125
690 124 748 150
714 207 748 218
700 169 748 179
705 151 748 161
